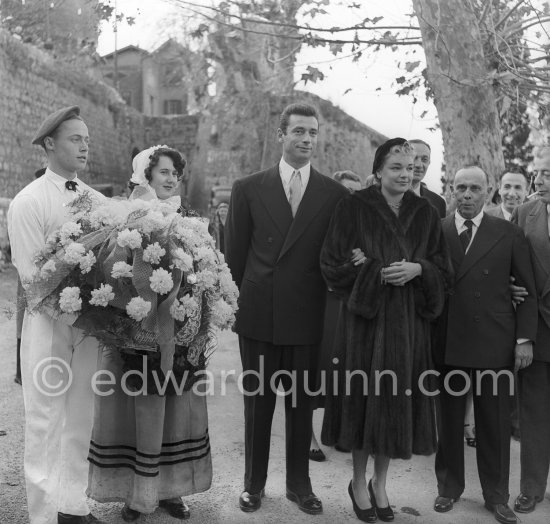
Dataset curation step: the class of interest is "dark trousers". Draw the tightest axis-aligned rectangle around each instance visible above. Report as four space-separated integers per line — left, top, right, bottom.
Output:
435 366 513 504
239 336 318 495
519 359 550 499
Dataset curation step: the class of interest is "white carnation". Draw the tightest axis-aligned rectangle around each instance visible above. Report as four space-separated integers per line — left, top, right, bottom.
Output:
126 296 152 321
172 248 194 272
63 243 86 264
143 242 166 265
59 221 82 246
187 273 197 284
79 251 96 274
195 246 217 269
170 295 199 321
149 268 174 295
89 207 115 229
117 228 143 250
195 269 217 291
59 286 82 313
40 259 57 277
89 283 115 307
138 211 169 234
111 261 133 278
210 298 235 329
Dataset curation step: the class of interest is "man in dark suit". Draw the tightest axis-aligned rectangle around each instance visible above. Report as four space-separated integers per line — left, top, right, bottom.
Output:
486 171 529 221
512 149 550 514
433 166 538 524
225 103 347 515
409 139 447 217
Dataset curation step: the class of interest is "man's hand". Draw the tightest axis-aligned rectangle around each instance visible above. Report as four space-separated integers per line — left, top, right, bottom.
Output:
382 259 422 286
510 275 528 304
514 341 533 372
350 248 367 266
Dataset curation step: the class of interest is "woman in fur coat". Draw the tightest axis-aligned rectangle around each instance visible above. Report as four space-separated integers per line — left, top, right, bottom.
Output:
320 138 452 522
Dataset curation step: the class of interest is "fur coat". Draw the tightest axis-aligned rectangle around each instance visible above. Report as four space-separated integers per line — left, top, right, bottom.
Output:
320 186 452 458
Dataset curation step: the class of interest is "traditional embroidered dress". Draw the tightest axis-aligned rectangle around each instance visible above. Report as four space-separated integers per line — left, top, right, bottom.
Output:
320 186 452 458
87 151 212 513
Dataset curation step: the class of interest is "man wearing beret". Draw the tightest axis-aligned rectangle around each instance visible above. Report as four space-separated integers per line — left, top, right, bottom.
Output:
8 107 107 524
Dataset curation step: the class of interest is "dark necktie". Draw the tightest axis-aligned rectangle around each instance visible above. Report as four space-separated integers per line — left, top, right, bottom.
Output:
65 180 78 191
459 219 474 252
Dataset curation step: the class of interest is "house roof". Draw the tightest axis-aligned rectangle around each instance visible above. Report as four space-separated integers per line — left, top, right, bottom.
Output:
102 45 149 60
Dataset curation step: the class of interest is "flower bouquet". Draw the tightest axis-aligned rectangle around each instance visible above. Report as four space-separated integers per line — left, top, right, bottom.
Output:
24 191 238 394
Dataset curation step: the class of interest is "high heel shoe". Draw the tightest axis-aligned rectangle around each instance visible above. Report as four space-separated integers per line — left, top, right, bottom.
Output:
348 480 377 522
368 479 394 522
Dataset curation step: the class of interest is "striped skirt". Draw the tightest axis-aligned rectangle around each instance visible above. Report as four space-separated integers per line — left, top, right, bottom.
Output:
87 350 212 514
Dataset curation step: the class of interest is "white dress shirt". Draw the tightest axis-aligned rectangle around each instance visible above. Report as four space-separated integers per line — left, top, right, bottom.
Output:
454 209 484 253
8 168 104 284
500 205 512 221
279 157 310 201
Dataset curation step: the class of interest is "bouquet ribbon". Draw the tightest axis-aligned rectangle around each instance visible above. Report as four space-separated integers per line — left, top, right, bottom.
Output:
157 268 183 375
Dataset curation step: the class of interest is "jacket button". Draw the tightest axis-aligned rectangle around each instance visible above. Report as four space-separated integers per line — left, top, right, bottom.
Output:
448 289 455 296
483 269 489 275
474 315 481 322
474 292 481 298
267 237 273 243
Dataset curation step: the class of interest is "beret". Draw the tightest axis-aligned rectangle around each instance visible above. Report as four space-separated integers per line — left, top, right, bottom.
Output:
32 105 82 146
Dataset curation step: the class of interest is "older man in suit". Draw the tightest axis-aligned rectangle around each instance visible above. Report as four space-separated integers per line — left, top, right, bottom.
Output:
225 103 347 515
409 139 447 218
486 171 529 221
512 149 550 514
433 166 538 524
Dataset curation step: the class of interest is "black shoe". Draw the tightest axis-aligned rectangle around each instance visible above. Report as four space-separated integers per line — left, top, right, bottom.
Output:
484 502 518 524
286 488 323 515
121 505 140 522
514 493 541 513
14 375 22 385
58 513 108 524
434 495 458 513
309 448 326 462
368 479 394 521
348 480 377 522
239 489 264 512
159 498 190 519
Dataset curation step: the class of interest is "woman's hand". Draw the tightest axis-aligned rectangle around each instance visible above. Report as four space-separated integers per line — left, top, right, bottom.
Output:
350 248 368 266
381 259 422 286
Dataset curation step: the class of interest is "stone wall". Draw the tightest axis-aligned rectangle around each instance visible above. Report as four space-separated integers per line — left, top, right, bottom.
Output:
0 29 145 199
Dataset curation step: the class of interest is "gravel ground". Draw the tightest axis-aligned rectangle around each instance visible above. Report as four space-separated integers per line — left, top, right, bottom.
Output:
1 265 549 524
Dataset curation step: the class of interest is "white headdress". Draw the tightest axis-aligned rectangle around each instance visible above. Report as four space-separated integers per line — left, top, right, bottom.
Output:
130 144 169 186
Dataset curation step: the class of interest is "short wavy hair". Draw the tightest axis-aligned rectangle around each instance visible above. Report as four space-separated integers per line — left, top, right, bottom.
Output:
144 147 187 182
279 103 319 134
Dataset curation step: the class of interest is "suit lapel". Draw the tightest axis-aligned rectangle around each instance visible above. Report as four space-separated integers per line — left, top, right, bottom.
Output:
255 166 293 237
442 216 464 273
456 215 504 282
526 200 550 297
277 169 331 262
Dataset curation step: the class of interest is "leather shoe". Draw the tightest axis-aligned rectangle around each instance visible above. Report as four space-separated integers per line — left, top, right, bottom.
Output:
514 493 540 513
58 514 108 524
286 488 323 515
159 498 190 519
239 489 265 512
309 448 326 462
484 502 517 524
434 495 458 513
121 505 140 522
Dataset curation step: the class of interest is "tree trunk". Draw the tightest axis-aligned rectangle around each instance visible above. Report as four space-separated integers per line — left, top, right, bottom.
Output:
412 0 504 194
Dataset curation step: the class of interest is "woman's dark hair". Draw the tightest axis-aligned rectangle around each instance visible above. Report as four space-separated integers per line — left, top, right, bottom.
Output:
144 147 187 182
372 137 412 175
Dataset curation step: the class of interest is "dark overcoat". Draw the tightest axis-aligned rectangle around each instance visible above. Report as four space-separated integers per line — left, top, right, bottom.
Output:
320 186 452 458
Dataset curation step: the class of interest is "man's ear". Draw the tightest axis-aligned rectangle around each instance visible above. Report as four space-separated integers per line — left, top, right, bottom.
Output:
43 136 55 151
277 128 284 142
